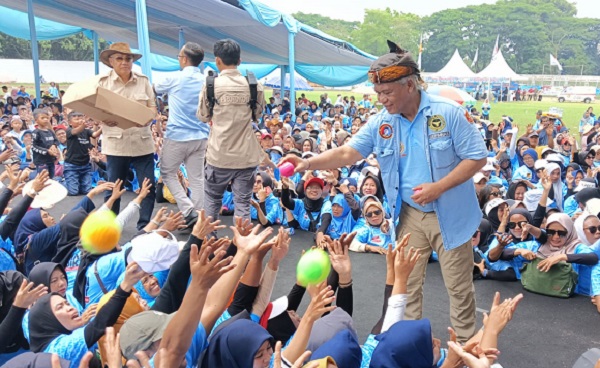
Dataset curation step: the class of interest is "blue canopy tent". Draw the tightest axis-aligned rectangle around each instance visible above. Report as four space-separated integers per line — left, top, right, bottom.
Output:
265 72 313 91
0 0 375 107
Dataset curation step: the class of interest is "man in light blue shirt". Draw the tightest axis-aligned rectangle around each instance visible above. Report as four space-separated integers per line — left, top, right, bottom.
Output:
279 41 487 342
154 42 209 227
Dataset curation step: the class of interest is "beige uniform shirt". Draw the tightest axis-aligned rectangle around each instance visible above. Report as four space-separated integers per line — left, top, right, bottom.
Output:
98 70 156 157
197 69 266 169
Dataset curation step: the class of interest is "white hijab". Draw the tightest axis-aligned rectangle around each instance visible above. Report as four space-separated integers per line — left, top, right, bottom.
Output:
574 211 598 246
545 162 564 211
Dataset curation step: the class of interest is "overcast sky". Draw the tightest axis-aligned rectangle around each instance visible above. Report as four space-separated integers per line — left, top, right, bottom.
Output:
258 0 597 21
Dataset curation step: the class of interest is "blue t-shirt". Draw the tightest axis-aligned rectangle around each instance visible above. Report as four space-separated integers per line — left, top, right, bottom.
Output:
354 221 395 249
291 199 332 231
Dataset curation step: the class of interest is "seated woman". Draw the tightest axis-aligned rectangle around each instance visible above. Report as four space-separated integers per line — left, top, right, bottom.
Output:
574 212 600 302
483 208 540 281
27 263 143 368
537 163 567 211
483 197 509 234
500 213 598 294
327 194 359 240
250 171 284 226
506 181 528 202
24 263 86 341
281 177 332 244
359 172 391 217
350 196 394 254
512 149 539 186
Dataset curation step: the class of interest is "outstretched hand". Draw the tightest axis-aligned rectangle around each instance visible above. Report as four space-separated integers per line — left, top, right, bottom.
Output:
230 222 273 255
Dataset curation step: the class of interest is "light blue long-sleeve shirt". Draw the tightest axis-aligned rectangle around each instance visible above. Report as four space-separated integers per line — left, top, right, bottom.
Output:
348 91 488 250
154 66 209 142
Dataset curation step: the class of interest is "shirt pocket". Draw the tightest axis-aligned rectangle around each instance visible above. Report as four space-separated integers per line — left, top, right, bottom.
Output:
104 131 122 140
429 137 455 169
134 93 150 105
375 148 395 173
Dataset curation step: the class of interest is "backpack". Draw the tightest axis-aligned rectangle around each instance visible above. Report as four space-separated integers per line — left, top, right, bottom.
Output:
206 70 258 121
520 258 578 298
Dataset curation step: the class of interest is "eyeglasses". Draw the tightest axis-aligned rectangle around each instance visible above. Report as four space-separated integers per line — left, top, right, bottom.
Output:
585 226 599 234
111 56 134 63
489 192 501 197
507 221 528 229
365 209 383 218
546 229 568 238
586 156 594 160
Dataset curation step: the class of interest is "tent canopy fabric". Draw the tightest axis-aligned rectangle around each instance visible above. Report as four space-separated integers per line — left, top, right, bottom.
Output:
265 72 313 91
476 51 526 81
0 0 375 86
430 49 476 79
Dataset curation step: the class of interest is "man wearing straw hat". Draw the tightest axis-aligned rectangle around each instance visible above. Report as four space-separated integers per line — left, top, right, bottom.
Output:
98 42 156 230
280 40 488 342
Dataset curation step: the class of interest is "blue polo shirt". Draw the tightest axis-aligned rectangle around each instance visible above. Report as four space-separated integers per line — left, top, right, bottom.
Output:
348 91 487 250
154 66 209 142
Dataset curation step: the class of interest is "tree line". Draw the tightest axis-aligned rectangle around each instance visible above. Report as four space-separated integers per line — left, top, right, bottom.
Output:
294 0 600 75
0 0 597 76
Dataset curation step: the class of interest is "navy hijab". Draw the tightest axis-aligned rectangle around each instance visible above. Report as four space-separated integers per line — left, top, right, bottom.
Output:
370 319 436 368
29 262 66 291
311 329 362 368
14 209 46 254
201 319 274 368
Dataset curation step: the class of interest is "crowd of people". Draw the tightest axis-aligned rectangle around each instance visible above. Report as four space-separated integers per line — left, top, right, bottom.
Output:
0 36 597 368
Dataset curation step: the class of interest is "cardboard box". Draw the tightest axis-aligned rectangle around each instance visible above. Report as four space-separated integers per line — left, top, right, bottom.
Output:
62 76 155 129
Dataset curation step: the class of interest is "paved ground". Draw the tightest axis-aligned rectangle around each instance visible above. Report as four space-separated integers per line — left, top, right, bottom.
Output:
49 192 600 368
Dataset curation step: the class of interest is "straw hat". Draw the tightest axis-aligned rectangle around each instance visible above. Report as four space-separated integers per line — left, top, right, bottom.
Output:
100 42 142 67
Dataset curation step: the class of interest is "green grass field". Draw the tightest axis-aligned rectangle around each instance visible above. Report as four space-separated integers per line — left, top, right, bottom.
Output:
284 89 595 132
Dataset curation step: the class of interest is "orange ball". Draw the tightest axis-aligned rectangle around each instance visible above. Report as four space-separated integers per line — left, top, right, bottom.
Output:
80 210 122 254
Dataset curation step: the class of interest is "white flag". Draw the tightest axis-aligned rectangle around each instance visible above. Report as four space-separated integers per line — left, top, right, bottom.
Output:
492 35 499 60
550 53 563 71
471 48 478 67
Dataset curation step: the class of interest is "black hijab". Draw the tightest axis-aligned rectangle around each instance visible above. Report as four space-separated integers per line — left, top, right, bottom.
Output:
507 208 534 241
486 204 502 231
477 219 494 252
29 262 65 290
575 188 600 206
28 292 71 353
266 311 297 345
52 208 88 268
506 182 527 200
360 175 385 203
0 271 25 323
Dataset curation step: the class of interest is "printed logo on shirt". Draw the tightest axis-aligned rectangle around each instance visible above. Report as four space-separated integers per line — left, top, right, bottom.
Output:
379 123 393 139
464 110 474 123
399 142 406 157
427 115 446 132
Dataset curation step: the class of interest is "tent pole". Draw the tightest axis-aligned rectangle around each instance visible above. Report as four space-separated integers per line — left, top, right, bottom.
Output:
27 0 41 106
178 27 185 49
135 0 153 82
92 31 99 75
288 31 296 118
280 65 286 103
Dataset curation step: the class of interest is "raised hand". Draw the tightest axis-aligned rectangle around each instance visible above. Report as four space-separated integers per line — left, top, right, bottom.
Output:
190 243 235 289
81 303 98 324
135 178 153 202
304 284 336 323
87 181 115 199
393 241 420 283
233 216 254 237
327 239 352 282
270 227 290 267
12 279 48 308
102 327 123 368
109 179 127 201
495 233 513 248
30 170 50 193
486 292 523 335
447 342 492 368
120 262 146 292
192 210 226 239
273 341 314 368
151 207 168 225
159 211 186 232
231 223 274 255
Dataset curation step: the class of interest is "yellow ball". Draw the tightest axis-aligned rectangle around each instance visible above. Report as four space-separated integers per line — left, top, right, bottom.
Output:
80 210 122 254
297 249 331 286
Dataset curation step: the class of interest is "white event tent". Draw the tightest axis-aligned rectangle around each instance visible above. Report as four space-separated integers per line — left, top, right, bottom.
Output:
430 49 476 79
